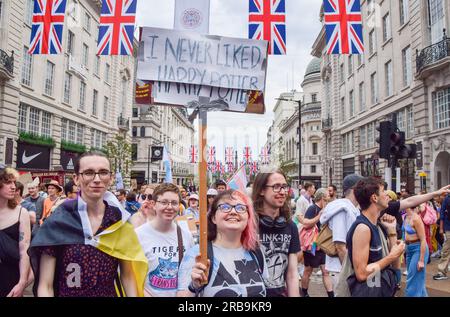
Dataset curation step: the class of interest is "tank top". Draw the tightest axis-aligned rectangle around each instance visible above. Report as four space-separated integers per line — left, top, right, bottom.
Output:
0 208 22 297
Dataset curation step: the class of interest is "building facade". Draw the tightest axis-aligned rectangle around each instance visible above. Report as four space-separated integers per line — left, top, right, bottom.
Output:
0 0 134 185
280 58 323 189
312 0 450 194
131 104 195 187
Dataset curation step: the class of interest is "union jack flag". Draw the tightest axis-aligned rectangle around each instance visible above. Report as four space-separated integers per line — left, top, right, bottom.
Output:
207 146 216 164
249 0 286 55
225 147 234 164
227 162 234 173
243 147 252 164
324 0 364 54
29 0 67 54
260 146 270 164
97 0 137 56
250 161 259 175
189 145 198 164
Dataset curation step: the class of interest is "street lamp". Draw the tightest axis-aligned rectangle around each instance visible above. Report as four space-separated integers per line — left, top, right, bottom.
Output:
276 98 302 187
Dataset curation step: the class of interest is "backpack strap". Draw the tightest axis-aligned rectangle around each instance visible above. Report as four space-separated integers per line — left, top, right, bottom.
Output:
176 225 184 267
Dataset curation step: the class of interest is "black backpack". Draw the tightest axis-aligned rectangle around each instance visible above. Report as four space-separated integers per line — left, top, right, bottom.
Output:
195 241 265 295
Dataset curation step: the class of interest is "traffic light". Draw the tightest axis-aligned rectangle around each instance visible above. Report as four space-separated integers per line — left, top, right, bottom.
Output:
389 130 405 157
376 121 392 159
399 143 417 159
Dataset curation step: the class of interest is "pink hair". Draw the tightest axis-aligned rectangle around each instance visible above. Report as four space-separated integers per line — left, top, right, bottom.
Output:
233 190 259 251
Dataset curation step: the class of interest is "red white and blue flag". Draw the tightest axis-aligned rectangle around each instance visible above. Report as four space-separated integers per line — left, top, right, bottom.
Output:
207 146 216 164
97 0 137 56
227 162 234 173
29 0 67 55
260 146 270 164
243 147 252 164
249 0 286 55
225 147 234 164
324 0 364 54
249 161 258 175
189 145 198 164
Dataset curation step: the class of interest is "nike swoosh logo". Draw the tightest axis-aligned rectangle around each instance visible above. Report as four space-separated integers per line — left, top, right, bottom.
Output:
22 151 42 164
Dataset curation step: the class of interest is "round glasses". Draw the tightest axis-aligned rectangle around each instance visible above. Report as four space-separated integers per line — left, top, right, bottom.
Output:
141 194 153 201
217 203 248 214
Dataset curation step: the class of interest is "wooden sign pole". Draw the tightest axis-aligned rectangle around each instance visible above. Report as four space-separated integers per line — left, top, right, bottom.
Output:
198 107 209 275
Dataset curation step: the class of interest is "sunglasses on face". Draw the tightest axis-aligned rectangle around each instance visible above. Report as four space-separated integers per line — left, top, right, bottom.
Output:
141 194 153 201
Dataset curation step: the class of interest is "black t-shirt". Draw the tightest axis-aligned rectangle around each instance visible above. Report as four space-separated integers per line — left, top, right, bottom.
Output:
259 220 300 297
305 204 322 230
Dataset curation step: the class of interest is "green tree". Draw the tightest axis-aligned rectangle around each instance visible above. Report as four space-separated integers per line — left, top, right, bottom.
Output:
105 134 133 187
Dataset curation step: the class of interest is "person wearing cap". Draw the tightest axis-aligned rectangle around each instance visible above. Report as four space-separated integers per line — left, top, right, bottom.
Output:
185 194 200 222
207 188 218 212
319 173 364 286
40 180 63 225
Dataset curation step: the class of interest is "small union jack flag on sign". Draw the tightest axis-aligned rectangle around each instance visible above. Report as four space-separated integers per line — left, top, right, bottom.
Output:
97 0 137 56
249 0 286 55
29 0 67 54
189 145 198 164
243 147 252 164
324 0 364 54
225 147 234 164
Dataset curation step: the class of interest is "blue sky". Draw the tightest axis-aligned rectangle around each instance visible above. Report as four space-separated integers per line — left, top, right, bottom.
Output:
136 0 322 161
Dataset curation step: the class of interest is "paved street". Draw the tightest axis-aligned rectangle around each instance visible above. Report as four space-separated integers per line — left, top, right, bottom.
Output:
305 257 450 297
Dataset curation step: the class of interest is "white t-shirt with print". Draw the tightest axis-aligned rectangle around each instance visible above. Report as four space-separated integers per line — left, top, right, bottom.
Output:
178 244 268 297
136 222 194 297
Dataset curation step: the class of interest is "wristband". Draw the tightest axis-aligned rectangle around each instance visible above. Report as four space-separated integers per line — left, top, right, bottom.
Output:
388 232 397 238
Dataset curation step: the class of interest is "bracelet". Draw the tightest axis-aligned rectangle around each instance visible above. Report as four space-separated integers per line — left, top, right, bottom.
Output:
388 232 397 238
188 281 200 293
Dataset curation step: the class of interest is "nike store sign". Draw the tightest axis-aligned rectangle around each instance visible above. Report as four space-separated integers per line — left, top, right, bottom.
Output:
16 143 51 170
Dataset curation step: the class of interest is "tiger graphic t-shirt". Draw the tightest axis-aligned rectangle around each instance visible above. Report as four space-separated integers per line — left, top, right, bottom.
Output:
136 222 194 297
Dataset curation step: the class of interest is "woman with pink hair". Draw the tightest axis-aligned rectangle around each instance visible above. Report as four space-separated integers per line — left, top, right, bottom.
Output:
177 189 266 297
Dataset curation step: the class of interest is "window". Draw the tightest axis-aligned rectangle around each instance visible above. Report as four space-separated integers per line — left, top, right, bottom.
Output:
348 55 353 75
84 12 91 33
140 127 146 137
340 63 344 82
407 106 414 138
29 107 40 135
385 61 393 97
311 165 316 173
357 54 363 67
121 79 128 115
21 46 33 86
105 63 110 83
76 124 84 145
382 13 391 42
132 108 138 117
341 97 346 123
428 0 445 44
359 82 365 111
68 120 76 143
400 0 409 25
103 96 109 120
368 123 374 148
67 30 75 54
25 0 33 26
433 88 450 129
82 43 88 68
94 56 100 76
41 111 51 137
63 73 72 104
132 127 137 137
369 30 376 55
61 118 67 141
92 90 98 116
371 72 378 104
402 46 412 87
44 61 54 96
312 143 318 155
19 104 27 132
397 109 406 132
79 82 86 110
131 144 138 161
349 90 355 117
360 126 367 150
311 93 317 103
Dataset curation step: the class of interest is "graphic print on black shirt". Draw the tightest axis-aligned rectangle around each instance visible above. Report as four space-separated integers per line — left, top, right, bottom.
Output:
259 221 300 296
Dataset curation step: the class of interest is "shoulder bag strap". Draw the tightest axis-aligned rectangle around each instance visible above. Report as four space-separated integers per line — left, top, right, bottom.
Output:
176 225 184 267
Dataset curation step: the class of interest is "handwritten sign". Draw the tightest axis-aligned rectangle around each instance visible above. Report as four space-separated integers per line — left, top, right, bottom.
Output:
137 27 268 91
